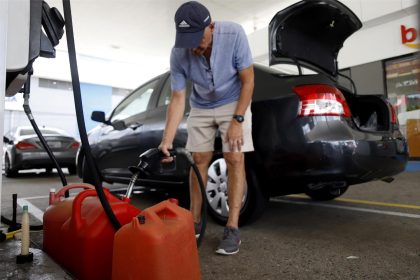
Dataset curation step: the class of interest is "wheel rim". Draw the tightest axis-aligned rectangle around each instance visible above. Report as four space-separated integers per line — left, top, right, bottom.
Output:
206 158 248 219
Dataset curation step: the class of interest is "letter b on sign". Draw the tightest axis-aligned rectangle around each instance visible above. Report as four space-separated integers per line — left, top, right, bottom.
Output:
401 25 417 44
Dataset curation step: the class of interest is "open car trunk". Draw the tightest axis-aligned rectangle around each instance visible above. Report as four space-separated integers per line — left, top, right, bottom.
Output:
269 0 362 76
341 90 392 132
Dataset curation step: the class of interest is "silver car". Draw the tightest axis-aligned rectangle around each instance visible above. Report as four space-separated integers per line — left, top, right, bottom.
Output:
3 126 79 177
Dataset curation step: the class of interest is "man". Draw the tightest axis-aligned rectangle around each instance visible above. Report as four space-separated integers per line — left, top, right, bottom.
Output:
159 1 254 255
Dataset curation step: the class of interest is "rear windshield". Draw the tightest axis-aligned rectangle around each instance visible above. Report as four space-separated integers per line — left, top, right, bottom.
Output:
19 129 61 136
255 63 317 76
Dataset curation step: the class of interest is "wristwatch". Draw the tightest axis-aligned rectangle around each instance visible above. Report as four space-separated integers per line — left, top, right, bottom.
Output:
233 115 245 123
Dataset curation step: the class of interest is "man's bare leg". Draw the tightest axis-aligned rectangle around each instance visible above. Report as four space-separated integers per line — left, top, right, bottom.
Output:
223 152 245 228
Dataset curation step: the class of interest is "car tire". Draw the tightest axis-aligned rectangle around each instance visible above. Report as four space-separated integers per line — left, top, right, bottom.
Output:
305 186 349 201
68 166 77 175
82 158 102 185
4 155 18 178
206 157 268 226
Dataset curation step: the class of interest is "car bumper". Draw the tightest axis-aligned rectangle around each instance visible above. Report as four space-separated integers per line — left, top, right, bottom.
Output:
12 151 76 170
251 116 409 194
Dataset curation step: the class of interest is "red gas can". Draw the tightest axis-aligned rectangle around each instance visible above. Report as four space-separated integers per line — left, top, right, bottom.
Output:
112 200 201 280
43 185 141 280
43 183 94 258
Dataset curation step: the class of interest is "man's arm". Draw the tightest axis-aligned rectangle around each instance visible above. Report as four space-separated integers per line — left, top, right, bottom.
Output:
159 89 186 158
227 65 254 152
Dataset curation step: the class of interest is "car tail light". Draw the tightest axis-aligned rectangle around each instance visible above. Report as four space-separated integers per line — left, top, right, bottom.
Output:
293 84 352 117
389 104 398 125
16 141 37 150
70 142 80 149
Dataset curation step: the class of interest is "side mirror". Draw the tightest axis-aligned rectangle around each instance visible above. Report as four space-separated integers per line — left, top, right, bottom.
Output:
91 111 107 123
3 136 11 144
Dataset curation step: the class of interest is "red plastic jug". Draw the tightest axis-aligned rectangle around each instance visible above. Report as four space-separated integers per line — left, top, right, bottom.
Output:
43 185 141 280
112 200 201 280
43 183 94 258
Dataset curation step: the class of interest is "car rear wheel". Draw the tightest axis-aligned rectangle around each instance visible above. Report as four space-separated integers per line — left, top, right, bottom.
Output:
305 186 349 201
206 158 268 226
4 155 18 177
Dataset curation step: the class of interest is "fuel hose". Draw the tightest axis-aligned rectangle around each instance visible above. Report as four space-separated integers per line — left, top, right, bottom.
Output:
174 148 207 247
62 0 121 230
22 73 68 188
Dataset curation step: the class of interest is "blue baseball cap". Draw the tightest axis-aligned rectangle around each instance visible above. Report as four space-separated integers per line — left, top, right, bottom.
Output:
174 1 212 48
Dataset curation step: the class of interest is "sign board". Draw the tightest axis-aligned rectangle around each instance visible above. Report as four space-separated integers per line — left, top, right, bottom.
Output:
5 92 24 111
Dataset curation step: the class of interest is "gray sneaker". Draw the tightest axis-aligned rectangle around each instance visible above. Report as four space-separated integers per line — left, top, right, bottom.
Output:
215 227 241 255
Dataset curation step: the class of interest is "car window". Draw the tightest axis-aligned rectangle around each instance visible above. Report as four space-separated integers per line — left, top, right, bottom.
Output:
19 128 61 136
256 63 317 76
111 79 158 122
157 76 171 107
157 76 192 108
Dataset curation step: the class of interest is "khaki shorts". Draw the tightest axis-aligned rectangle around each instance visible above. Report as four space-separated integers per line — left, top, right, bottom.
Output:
186 101 254 153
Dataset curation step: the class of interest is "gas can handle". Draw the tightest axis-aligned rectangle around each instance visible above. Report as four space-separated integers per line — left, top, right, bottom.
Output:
71 188 112 230
142 200 178 225
50 183 95 204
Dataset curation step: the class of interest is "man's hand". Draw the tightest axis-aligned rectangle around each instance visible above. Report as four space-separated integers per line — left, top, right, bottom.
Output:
158 142 174 163
158 89 186 163
226 121 243 152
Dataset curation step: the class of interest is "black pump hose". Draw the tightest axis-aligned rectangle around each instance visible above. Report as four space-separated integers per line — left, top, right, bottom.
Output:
62 0 121 230
172 148 207 247
22 74 68 187
191 161 207 246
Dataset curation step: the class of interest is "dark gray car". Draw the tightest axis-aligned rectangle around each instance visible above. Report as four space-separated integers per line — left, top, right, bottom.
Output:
3 126 79 177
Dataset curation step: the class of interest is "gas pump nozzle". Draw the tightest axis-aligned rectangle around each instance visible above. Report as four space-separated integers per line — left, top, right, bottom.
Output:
125 148 177 199
129 148 176 175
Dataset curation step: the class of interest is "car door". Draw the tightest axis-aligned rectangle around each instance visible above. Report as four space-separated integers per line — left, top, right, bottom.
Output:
94 78 160 179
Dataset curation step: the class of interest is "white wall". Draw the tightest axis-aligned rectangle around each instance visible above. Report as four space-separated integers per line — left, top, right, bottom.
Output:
32 50 167 91
248 0 419 68
4 77 79 138
338 7 418 68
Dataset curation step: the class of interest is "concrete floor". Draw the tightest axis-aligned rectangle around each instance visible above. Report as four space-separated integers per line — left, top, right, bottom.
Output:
0 237 72 280
1 169 420 279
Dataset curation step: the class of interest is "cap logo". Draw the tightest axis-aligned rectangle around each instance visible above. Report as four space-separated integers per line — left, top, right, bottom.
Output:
203 15 210 22
178 20 190 28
